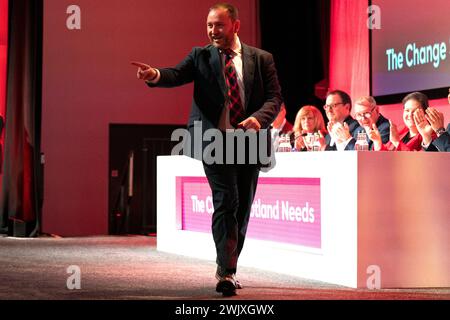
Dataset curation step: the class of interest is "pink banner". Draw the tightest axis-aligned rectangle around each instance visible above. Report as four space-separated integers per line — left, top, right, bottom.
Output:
176 176 321 248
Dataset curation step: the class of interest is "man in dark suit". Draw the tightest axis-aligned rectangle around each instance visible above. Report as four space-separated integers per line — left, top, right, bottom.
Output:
323 90 359 151
427 94 450 152
338 96 390 151
432 124 450 152
416 107 450 152
132 3 282 296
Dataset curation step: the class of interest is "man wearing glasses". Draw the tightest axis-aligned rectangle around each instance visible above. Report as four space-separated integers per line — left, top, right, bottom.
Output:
345 96 391 150
323 90 359 151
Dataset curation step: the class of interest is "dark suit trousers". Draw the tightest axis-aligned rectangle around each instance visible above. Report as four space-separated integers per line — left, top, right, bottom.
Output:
203 162 259 274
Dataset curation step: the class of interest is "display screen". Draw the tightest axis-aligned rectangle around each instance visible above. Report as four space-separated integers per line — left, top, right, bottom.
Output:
371 0 450 101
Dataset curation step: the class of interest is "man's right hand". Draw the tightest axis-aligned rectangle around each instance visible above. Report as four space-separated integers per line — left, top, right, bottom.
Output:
389 120 400 148
131 61 157 81
368 123 382 151
425 108 445 132
413 108 433 145
332 121 351 143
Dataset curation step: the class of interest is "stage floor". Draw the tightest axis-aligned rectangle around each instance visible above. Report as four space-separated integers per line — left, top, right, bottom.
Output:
0 235 448 300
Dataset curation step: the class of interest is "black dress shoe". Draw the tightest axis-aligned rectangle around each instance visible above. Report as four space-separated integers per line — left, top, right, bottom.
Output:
215 266 242 290
215 274 237 297
235 279 243 289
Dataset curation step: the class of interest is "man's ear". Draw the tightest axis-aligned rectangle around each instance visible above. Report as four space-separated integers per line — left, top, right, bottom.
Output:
345 103 351 113
233 19 241 34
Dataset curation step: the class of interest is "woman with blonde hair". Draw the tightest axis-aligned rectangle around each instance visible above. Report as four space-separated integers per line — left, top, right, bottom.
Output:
293 105 327 151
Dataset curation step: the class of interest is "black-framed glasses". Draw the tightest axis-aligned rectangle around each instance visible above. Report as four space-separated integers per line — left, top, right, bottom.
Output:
355 106 376 120
323 102 344 110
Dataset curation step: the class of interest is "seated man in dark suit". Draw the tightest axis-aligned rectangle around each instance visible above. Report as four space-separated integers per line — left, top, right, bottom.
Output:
427 88 450 151
323 90 359 150
415 107 450 152
350 96 390 150
330 96 390 150
432 124 450 152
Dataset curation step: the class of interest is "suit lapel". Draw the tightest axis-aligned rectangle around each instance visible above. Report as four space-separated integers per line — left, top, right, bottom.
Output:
209 46 226 95
242 44 255 111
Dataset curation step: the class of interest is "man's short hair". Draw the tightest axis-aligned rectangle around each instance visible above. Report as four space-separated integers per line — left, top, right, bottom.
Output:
354 96 377 108
209 3 239 21
326 90 352 111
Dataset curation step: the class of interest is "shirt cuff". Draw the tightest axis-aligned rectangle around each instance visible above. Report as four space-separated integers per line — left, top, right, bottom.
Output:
336 137 353 151
421 141 432 149
145 68 160 84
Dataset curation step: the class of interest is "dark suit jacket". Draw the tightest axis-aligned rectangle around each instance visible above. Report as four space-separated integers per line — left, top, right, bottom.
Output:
431 123 450 152
325 115 359 151
147 43 282 161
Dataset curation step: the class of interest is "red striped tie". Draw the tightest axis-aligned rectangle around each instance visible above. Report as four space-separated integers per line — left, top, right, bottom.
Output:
223 49 244 128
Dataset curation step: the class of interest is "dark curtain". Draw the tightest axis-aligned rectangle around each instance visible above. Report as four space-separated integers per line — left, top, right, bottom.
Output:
259 0 330 123
0 0 43 237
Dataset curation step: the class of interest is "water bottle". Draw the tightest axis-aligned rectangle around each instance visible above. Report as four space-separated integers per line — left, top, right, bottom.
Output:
277 134 285 152
276 134 283 152
284 134 292 152
312 133 321 151
279 134 291 152
355 132 369 151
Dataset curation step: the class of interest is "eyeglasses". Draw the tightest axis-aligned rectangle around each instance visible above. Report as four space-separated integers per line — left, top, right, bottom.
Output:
323 102 344 110
355 107 376 120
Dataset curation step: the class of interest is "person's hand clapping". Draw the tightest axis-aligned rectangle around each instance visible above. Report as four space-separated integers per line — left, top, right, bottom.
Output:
293 131 306 151
413 108 433 145
332 122 351 143
316 131 326 151
389 120 400 148
327 120 336 141
368 123 382 150
425 108 445 133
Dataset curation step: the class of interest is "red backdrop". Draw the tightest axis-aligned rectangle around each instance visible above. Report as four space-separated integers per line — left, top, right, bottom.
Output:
41 0 448 236
41 0 258 236
0 0 7 126
0 0 7 187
